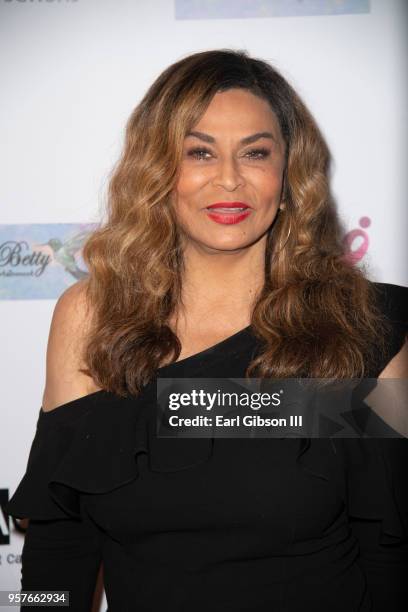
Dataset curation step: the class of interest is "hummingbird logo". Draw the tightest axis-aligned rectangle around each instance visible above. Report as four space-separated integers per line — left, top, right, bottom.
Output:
39 230 91 281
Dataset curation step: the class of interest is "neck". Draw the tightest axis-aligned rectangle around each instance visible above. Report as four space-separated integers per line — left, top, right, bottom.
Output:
173 236 266 331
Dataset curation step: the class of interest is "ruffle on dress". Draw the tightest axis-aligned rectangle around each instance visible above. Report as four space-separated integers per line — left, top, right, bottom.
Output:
4 382 214 522
333 435 408 546
5 390 142 521
5 380 408 550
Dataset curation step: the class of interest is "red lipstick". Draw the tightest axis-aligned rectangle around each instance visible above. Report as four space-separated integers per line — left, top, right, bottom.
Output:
205 201 252 225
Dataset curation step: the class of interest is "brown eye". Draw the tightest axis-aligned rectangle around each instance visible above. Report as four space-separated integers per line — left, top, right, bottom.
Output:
186 147 213 160
245 148 271 160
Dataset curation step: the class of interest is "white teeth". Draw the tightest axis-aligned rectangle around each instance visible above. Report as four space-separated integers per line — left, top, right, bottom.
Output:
207 207 247 212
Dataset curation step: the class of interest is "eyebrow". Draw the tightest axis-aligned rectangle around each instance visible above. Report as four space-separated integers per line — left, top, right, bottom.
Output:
185 130 277 145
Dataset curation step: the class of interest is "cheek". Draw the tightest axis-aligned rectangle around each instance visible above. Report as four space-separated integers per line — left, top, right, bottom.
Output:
254 171 283 199
176 167 208 198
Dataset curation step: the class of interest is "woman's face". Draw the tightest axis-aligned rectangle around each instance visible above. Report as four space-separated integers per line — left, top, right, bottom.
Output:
173 88 286 254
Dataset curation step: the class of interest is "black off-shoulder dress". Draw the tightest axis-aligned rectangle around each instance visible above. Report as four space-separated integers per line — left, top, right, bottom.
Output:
5 282 408 612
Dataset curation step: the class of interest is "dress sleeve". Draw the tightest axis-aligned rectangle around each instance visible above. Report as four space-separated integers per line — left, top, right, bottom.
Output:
342 437 408 611
20 507 103 611
343 282 408 610
5 405 105 611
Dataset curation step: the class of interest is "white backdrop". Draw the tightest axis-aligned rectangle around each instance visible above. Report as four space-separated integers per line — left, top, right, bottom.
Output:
1 1 407 610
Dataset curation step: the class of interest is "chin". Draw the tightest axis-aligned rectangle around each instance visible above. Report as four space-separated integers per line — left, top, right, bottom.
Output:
201 239 254 253
182 229 258 253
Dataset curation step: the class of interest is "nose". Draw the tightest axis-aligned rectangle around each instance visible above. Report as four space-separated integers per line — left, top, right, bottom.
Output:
212 155 245 191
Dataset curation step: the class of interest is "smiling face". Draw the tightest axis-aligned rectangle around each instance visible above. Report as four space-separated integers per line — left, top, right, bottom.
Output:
172 88 287 254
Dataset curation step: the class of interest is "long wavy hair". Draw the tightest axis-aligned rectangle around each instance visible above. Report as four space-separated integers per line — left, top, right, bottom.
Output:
80 49 391 396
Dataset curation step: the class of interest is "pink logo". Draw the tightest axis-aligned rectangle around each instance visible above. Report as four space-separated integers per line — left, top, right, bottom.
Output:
343 216 371 264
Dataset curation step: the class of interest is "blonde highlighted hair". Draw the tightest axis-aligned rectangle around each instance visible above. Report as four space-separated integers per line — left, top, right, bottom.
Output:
79 49 390 396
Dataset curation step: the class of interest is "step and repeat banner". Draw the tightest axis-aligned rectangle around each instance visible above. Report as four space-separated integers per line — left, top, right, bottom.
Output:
1 1 407 610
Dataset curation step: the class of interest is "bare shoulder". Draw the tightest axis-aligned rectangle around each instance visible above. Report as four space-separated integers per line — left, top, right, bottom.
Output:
378 335 408 379
41 280 102 412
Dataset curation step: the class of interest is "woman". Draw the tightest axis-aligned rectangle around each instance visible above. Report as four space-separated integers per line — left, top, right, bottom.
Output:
6 49 408 611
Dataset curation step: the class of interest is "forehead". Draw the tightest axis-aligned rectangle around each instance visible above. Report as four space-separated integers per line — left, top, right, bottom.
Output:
193 89 281 135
